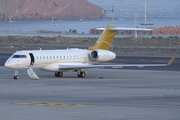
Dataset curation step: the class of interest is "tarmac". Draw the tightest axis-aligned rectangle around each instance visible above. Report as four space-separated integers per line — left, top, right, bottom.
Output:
0 65 180 120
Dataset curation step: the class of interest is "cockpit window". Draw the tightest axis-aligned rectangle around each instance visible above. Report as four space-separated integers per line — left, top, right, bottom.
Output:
12 55 27 58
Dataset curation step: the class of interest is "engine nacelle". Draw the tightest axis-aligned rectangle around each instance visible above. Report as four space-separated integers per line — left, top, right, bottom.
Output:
90 49 116 62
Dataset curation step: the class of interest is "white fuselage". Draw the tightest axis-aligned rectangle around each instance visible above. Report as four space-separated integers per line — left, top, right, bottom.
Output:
5 48 116 72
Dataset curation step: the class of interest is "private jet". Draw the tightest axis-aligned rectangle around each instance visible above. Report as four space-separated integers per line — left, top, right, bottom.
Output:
4 25 176 80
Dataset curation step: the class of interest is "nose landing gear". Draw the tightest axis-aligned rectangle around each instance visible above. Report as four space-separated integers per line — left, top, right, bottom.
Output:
14 75 19 79
14 70 19 80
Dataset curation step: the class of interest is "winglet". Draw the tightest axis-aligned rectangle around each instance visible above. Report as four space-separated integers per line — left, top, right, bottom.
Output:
167 55 176 66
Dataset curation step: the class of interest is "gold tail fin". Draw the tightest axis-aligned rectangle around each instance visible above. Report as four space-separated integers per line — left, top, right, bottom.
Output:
88 25 117 51
167 55 176 66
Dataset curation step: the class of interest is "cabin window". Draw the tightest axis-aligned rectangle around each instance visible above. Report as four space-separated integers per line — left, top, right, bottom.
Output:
47 56 48 59
64 56 65 59
70 56 72 59
60 56 61 59
36 56 38 60
57 56 59 59
40 56 42 60
53 56 55 59
43 56 45 60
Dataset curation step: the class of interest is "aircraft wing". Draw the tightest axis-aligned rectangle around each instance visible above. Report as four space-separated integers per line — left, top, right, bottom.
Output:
59 55 176 69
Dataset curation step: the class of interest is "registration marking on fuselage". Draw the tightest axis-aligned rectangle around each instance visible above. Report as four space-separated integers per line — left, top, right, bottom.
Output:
14 103 96 107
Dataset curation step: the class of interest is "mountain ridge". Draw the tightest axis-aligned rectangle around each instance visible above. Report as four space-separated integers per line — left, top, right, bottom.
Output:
0 0 106 21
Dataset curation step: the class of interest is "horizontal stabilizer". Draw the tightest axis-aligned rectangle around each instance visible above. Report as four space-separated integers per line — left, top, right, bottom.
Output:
89 24 153 51
108 28 153 31
96 27 153 31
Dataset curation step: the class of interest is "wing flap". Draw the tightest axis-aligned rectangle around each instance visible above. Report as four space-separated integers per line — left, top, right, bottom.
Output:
59 64 167 70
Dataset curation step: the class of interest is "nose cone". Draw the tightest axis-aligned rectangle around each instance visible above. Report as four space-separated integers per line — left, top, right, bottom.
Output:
5 60 10 68
4 60 14 69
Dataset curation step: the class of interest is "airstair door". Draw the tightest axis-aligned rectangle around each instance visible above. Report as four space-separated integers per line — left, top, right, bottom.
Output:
29 53 35 65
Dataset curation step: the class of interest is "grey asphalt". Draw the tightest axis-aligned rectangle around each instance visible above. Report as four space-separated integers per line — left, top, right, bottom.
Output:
0 67 180 120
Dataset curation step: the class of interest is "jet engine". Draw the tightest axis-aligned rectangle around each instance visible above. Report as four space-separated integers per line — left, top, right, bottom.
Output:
90 49 116 62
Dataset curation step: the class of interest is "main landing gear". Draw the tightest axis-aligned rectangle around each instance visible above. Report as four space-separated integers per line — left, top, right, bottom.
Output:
77 72 86 78
55 72 63 77
54 71 86 78
14 70 19 80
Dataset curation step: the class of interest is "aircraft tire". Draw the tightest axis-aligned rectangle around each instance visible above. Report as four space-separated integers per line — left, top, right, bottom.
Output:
81 72 86 78
14 75 18 80
55 72 58 77
77 73 81 77
55 72 63 77
58 72 63 77
77 72 86 78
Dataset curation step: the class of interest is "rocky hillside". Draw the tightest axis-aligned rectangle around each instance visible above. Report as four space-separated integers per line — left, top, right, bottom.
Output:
0 0 106 21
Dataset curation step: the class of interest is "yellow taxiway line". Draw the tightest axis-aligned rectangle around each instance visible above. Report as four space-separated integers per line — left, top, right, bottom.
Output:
14 102 96 107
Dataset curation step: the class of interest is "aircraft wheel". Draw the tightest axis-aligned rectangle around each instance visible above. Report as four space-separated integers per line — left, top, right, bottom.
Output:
58 72 63 77
55 72 63 77
77 72 86 78
81 72 86 78
77 74 81 77
55 72 58 77
14 75 18 80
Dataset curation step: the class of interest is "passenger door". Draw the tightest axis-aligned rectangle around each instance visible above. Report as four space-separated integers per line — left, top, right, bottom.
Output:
29 53 35 65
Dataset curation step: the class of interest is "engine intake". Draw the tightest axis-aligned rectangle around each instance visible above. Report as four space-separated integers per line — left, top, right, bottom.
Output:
90 49 116 62
91 50 99 60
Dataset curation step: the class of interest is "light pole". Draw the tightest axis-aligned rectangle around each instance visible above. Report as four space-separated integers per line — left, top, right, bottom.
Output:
135 9 137 38
9 16 12 36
